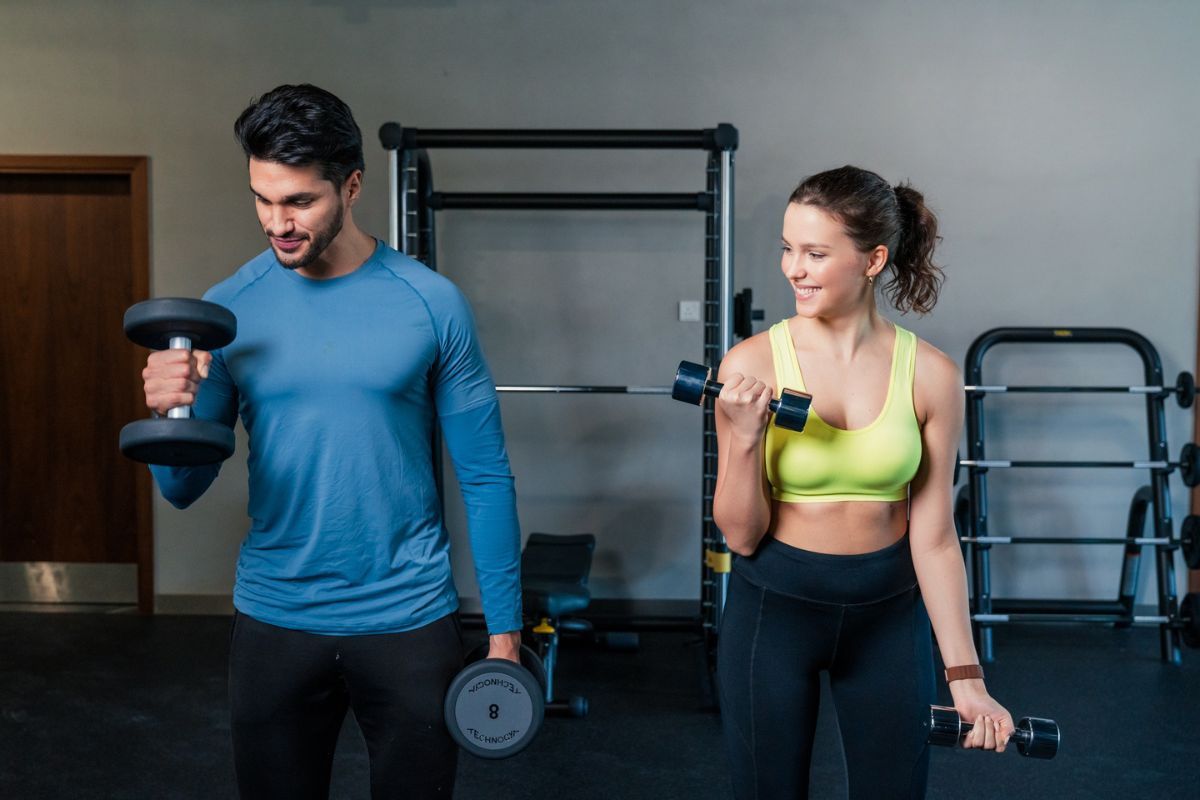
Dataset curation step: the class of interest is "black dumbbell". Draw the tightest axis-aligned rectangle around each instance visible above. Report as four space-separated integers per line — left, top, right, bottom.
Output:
119 298 237 466
926 705 1060 759
672 361 811 432
444 643 546 759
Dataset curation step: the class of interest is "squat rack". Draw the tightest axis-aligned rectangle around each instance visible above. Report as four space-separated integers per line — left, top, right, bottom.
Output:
378 124 741 653
957 327 1197 664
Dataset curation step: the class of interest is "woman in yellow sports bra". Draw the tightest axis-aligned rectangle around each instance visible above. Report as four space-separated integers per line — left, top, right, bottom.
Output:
713 165 1011 799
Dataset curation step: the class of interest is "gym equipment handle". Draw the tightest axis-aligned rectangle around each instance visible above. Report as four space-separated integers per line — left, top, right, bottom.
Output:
672 361 811 432
700 376 788 417
675 363 787 416
165 336 193 420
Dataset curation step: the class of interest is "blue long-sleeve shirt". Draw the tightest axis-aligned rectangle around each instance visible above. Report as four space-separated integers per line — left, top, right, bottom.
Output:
150 240 522 635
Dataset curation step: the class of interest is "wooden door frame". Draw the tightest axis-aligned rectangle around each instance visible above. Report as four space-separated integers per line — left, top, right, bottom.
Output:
0 155 153 612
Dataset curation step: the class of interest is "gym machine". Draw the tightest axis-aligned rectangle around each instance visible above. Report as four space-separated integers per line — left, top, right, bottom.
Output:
379 124 748 673
957 327 1200 664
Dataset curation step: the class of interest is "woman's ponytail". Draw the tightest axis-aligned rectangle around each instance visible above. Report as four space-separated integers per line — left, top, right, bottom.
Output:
889 183 943 315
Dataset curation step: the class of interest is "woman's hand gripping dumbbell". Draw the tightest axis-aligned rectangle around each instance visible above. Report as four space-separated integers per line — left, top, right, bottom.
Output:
672 361 812 432
926 705 1060 759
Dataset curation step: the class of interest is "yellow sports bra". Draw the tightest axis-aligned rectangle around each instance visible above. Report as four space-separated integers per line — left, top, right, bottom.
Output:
764 320 922 503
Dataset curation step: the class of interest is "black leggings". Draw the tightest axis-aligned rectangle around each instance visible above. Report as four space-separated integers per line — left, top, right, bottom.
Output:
228 611 464 800
717 535 936 800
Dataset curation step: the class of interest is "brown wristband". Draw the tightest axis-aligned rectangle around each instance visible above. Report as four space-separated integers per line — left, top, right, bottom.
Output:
944 664 985 683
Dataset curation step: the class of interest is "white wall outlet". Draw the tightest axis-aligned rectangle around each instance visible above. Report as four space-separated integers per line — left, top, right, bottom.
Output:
678 300 702 322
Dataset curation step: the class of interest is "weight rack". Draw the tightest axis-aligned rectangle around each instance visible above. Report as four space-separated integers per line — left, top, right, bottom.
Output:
959 327 1196 664
378 125 741 663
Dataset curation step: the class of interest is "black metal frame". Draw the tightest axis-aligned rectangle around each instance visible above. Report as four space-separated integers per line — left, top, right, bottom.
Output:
961 327 1185 664
378 125 740 662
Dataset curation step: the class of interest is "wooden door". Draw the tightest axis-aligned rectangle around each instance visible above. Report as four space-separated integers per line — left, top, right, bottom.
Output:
0 156 152 611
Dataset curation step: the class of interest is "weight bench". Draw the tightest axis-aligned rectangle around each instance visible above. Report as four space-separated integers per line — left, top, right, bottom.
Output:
521 532 595 718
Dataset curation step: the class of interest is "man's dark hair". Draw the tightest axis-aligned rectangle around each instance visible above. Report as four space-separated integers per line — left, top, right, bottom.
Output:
234 84 364 187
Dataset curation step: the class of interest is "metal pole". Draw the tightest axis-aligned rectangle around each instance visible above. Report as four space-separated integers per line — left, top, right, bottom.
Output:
718 150 735 357
388 148 400 250
708 148 735 641
399 149 417 257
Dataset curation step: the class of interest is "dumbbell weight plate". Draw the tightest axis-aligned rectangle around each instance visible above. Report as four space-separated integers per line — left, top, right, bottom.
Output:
124 298 237 352
773 389 812 432
671 361 710 406
926 705 961 748
1180 593 1200 650
445 644 545 759
1176 372 1196 409
1181 516 1200 571
1015 716 1060 759
119 417 236 466
1180 443 1200 488
464 642 548 693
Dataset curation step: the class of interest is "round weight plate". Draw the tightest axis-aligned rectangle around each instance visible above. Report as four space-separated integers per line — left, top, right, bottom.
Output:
1015 717 1060 760
1177 372 1196 409
445 659 544 759
774 389 811 432
1181 593 1200 650
1181 443 1200 488
465 642 547 693
671 361 710 405
925 705 962 748
124 298 237 351
1182 516 1200 571
518 644 547 692
119 418 235 466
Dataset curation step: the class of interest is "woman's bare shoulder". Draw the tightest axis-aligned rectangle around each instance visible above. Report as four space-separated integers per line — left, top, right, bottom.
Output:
912 335 963 416
717 329 775 383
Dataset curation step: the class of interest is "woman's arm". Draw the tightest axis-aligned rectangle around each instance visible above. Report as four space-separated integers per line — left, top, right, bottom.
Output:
909 342 1014 751
712 338 775 556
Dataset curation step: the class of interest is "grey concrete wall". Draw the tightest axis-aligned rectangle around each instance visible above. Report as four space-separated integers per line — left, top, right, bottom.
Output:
2 0 1198 607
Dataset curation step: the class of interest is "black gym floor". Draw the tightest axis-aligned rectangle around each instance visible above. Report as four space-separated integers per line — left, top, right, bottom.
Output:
1 611 1197 799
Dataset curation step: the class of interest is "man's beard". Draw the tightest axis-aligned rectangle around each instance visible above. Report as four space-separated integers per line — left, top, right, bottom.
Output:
274 200 345 270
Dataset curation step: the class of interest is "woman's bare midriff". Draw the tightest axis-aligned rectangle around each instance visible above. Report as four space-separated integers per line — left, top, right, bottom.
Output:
768 499 909 554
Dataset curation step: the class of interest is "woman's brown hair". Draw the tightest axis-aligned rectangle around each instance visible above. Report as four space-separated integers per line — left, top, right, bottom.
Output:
789 165 943 314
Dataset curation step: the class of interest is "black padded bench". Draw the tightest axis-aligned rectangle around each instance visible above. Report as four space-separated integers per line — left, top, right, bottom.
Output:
521 532 595 718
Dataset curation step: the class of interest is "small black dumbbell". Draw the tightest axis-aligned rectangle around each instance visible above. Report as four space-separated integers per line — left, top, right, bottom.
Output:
119 298 237 466
672 361 811 432
926 705 1060 759
444 644 546 759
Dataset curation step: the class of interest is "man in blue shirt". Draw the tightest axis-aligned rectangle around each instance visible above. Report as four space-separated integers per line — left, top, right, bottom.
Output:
142 84 522 799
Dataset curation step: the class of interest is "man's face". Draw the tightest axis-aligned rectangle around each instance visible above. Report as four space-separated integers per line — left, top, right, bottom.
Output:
248 158 349 270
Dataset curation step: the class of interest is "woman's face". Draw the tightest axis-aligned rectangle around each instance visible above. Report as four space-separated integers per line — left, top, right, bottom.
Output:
780 202 885 318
